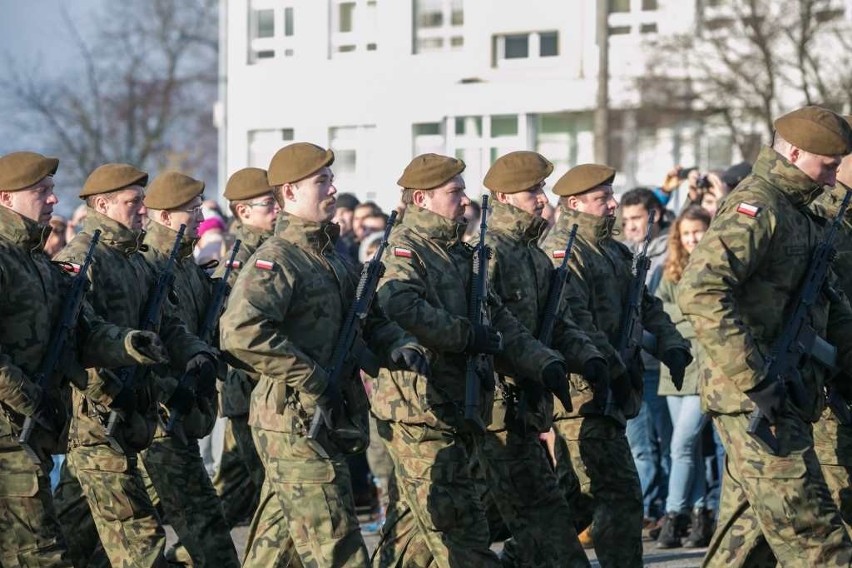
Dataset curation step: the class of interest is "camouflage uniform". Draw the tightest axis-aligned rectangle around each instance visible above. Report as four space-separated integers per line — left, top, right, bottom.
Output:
677 146 852 566
137 220 239 567
220 212 418 567
53 209 212 568
370 205 565 568
0 205 162 567
540 205 688 568
478 199 598 567
211 222 268 527
810 184 852 530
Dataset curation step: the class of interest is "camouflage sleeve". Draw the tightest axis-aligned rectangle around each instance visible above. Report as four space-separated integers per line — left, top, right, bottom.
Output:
363 302 421 363
676 205 771 392
219 259 330 399
640 287 688 356
491 295 564 385
0 265 44 414
76 301 159 370
827 271 852 370
551 305 605 372
377 251 472 353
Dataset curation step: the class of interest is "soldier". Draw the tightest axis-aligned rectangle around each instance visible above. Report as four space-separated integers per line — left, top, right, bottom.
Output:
220 142 429 567
53 163 217 568
370 153 571 567
137 171 240 567
540 164 691 568
677 106 852 566
212 168 277 527
0 151 168 567
478 151 610 567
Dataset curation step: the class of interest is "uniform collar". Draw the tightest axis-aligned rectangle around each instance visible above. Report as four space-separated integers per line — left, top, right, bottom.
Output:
488 199 548 243
557 205 617 242
233 222 272 250
143 219 197 259
753 146 826 208
402 205 466 245
0 205 51 252
274 211 339 254
813 183 852 220
82 208 146 255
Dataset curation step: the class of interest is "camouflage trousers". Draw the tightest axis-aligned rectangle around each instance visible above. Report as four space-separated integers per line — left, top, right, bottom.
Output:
479 427 590 568
242 426 368 568
704 410 852 568
212 416 263 527
553 415 643 568
813 408 852 530
372 420 501 568
0 441 73 567
63 443 167 568
55 457 110 568
139 431 240 568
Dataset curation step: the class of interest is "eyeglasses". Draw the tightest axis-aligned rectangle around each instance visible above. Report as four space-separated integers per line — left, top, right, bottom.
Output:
246 199 277 210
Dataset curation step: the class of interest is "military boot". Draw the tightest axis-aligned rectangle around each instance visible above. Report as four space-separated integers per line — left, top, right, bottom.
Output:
655 512 686 549
683 508 714 548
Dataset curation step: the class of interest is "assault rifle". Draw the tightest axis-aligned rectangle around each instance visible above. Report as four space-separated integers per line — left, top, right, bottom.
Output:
537 224 579 346
306 211 397 455
165 239 242 444
464 194 493 433
747 188 852 454
18 230 102 464
104 224 186 453
608 211 656 426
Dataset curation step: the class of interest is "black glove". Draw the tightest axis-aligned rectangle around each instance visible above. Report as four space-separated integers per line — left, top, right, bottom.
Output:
129 331 170 364
109 385 137 414
167 385 195 415
185 353 218 397
391 346 431 376
316 382 345 425
466 324 504 355
32 394 65 433
661 347 693 391
542 361 572 413
746 379 786 425
582 357 610 409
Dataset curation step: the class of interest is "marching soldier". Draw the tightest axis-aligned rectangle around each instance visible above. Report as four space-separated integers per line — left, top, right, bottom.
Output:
370 153 570 567
0 152 167 567
220 142 429 567
138 171 240 567
678 106 852 565
541 163 690 568
53 163 217 568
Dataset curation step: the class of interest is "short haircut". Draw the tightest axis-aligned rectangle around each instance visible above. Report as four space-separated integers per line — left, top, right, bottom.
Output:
621 187 663 218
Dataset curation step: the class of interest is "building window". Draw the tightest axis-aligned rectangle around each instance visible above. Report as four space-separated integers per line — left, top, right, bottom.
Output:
329 125 377 198
607 0 661 36
493 31 559 67
248 1 296 63
330 0 379 55
414 0 464 54
533 112 594 179
448 114 526 188
248 129 295 168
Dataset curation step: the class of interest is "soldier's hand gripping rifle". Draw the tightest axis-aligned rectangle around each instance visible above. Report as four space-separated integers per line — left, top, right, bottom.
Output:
104 224 186 453
165 240 242 444
306 211 398 452
464 194 494 434
609 211 656 426
747 188 852 455
18 230 102 464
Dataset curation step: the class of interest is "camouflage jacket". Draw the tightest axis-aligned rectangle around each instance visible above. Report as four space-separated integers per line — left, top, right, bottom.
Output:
370 205 563 431
677 146 852 418
56 210 212 449
212 222 270 418
0 206 157 453
141 220 217 438
219 212 417 435
541 206 686 418
484 200 603 431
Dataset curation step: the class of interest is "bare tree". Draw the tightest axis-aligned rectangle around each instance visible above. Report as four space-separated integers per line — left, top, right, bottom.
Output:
639 0 851 161
1 0 218 196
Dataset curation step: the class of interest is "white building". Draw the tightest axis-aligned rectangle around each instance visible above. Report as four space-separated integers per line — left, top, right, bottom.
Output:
219 0 807 210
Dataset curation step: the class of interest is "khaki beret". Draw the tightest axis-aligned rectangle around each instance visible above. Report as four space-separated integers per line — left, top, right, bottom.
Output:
144 171 205 210
268 143 335 185
398 153 466 190
774 106 852 156
224 167 273 201
0 151 59 191
484 151 553 194
552 164 616 197
80 163 148 198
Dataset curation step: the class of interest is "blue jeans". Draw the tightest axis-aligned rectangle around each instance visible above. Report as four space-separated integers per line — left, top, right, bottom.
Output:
665 395 708 513
626 369 672 518
705 423 725 513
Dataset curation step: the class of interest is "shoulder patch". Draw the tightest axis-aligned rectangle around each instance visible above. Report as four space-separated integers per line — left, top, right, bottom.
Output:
255 259 275 271
736 203 761 218
552 250 566 259
393 247 413 258
227 260 242 269
61 262 81 274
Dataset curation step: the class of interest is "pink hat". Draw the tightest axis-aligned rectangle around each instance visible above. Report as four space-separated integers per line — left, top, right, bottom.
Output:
197 216 226 238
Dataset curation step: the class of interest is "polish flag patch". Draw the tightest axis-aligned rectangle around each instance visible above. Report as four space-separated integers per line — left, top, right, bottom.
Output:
227 260 242 270
552 250 566 259
255 259 275 271
393 247 413 258
61 262 81 274
736 203 761 218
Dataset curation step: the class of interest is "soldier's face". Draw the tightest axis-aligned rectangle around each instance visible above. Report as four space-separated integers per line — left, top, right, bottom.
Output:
240 192 280 233
571 186 617 218
504 183 548 218
166 196 203 238
621 204 659 244
790 148 843 186
283 167 337 223
416 176 470 223
836 153 852 188
0 176 58 224
679 218 708 254
100 186 146 230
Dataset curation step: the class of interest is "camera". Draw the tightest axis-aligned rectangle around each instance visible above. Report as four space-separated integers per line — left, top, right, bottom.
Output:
695 174 711 190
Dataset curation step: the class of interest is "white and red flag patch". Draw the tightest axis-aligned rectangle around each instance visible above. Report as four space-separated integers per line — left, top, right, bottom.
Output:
62 262 81 274
552 250 566 259
227 260 242 270
393 247 412 258
255 259 275 271
736 203 761 218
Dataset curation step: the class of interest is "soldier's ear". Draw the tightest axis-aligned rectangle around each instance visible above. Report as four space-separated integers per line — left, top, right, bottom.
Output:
0 191 11 207
281 183 297 202
412 189 427 207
